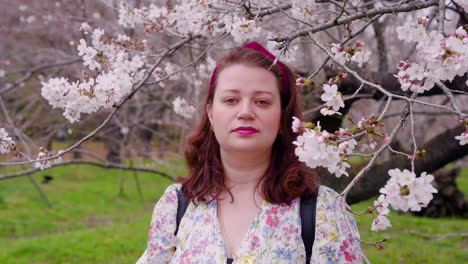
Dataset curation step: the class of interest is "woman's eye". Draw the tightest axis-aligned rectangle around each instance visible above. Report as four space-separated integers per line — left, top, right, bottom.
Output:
224 98 237 104
257 100 270 106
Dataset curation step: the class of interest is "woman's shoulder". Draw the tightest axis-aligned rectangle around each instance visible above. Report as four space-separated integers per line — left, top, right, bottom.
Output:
164 183 182 193
317 184 341 200
151 183 182 213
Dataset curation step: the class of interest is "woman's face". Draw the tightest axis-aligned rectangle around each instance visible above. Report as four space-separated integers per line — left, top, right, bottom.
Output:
207 63 282 154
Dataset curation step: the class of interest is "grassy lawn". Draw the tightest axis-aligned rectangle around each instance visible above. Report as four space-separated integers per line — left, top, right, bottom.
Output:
0 160 466 263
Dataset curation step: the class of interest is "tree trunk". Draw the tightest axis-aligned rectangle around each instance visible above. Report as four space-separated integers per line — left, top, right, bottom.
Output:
414 167 468 217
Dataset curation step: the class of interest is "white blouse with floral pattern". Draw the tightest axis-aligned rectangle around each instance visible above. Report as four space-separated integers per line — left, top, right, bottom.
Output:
136 184 363 264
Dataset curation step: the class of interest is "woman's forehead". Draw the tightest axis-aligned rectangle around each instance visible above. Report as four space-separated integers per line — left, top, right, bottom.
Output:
215 64 280 94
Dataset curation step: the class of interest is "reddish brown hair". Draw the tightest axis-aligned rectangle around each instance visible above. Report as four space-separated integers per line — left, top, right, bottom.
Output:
181 46 318 204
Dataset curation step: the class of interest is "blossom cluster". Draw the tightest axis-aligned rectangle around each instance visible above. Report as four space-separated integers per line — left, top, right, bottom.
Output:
117 1 261 44
41 26 146 123
33 148 64 170
118 1 218 36
224 15 261 44
371 169 437 231
292 119 356 177
172 97 196 119
0 128 16 154
330 41 371 67
320 84 345 116
395 20 468 93
353 114 387 150
290 0 319 22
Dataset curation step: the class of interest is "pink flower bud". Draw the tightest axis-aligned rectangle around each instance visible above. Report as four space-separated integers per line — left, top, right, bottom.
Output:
296 77 305 86
381 133 389 140
369 140 377 150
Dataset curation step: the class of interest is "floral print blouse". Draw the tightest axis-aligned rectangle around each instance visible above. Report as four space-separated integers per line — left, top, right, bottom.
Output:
136 184 363 264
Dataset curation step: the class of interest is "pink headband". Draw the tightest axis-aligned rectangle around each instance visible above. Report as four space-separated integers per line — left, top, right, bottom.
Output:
208 41 290 98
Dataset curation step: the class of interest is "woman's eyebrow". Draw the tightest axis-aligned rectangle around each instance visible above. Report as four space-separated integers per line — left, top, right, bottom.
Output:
219 89 273 95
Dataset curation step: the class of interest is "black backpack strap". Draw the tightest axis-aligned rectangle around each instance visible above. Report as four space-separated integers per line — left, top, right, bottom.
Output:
174 187 189 236
300 185 319 263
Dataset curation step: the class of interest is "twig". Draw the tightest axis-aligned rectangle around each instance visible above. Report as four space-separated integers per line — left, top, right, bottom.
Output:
436 81 467 127
437 0 446 35
0 58 81 95
0 159 174 181
26 172 53 208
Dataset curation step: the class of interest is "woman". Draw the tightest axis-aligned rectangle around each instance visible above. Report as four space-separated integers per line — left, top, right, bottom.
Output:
137 42 363 264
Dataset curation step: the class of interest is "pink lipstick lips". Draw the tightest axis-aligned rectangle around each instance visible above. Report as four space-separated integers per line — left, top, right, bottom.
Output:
233 126 258 135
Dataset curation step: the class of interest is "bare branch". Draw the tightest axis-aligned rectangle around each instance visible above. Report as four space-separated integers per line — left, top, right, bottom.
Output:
274 0 438 47
0 159 174 181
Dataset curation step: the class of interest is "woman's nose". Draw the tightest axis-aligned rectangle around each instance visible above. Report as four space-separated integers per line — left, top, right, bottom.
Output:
237 101 255 120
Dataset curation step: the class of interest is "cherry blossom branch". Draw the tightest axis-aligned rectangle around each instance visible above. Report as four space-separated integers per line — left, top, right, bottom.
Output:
339 91 418 199
0 95 33 156
387 145 412 158
308 33 465 115
0 159 173 181
273 0 438 47
303 94 374 117
255 3 291 16
437 0 446 34
145 33 229 85
409 101 418 172
360 238 389 249
336 131 368 143
265 0 313 28
383 110 466 119
307 14 384 80
346 204 373 216
340 114 406 198
436 81 468 127
376 96 392 121
0 35 198 166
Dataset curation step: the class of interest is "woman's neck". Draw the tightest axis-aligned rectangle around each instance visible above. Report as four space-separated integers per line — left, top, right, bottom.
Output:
219 148 270 193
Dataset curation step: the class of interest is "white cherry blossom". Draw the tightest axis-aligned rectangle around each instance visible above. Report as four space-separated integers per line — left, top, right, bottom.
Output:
0 128 16 154
351 50 371 67
321 84 338 101
371 215 392 231
292 116 302 133
379 169 437 212
455 131 468 145
172 97 196 119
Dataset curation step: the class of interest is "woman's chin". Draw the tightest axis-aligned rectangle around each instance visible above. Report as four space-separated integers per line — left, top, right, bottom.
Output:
222 142 272 153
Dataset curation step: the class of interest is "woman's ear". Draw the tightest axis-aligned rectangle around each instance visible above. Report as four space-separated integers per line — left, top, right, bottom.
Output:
206 103 213 124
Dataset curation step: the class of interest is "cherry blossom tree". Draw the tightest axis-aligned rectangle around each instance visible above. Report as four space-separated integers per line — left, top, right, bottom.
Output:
1 0 467 260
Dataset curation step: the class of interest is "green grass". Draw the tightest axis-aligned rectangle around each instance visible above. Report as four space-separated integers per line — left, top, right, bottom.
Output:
0 160 466 263
0 163 176 264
